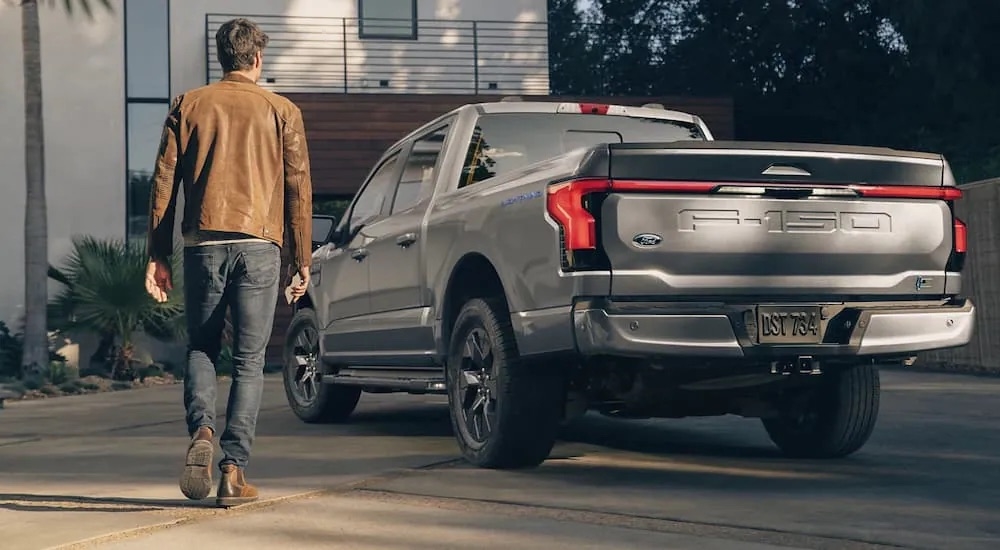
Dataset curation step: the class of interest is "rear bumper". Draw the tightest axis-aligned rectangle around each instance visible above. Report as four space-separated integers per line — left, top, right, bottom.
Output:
573 298 975 359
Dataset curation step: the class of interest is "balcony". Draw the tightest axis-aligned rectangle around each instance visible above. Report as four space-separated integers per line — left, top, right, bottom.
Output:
205 14 550 95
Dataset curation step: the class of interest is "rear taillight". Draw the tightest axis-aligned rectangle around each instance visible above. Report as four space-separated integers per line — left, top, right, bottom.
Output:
953 218 968 254
948 217 967 272
546 178 610 251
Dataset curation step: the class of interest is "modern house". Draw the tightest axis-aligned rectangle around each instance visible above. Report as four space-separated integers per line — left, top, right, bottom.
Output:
0 0 733 364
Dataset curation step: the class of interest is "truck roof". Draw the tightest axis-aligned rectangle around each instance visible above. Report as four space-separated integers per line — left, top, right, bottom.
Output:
388 100 707 152
474 100 701 126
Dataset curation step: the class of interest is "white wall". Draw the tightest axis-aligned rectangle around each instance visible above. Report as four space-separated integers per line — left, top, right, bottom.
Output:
0 0 547 329
172 0 549 96
0 1 125 328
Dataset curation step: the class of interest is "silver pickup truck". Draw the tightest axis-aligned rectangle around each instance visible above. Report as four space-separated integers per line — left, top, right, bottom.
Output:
283 100 975 469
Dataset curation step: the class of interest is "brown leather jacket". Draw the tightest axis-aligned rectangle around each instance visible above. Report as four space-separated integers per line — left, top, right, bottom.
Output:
146 72 313 270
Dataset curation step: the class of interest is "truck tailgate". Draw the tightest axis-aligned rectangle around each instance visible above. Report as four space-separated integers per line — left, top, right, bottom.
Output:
602 194 952 297
597 142 960 299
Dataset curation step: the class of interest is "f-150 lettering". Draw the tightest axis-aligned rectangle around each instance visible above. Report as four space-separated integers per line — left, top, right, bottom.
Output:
678 209 892 233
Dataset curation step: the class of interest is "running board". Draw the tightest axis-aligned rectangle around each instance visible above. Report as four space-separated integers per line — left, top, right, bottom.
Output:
324 368 446 395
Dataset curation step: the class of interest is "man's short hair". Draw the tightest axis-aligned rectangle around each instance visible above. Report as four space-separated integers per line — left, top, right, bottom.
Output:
215 18 269 73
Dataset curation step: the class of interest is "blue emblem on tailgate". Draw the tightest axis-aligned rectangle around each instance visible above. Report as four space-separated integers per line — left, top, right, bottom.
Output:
632 233 663 247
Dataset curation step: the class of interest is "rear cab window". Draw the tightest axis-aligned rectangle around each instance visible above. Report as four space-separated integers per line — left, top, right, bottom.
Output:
391 124 450 214
458 113 706 189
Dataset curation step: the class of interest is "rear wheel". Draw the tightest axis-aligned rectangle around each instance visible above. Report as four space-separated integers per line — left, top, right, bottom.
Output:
283 308 361 423
446 298 565 469
763 362 880 458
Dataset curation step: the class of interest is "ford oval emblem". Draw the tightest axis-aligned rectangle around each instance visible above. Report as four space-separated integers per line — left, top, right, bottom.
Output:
632 233 663 247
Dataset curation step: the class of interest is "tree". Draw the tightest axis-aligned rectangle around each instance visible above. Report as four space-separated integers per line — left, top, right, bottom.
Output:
547 0 601 94
879 0 1000 181
15 0 112 379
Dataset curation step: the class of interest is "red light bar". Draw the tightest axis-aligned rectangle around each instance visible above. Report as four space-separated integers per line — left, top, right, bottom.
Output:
853 185 963 201
613 180 719 193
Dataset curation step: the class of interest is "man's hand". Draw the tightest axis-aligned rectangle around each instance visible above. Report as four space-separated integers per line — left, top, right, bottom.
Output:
145 259 173 303
289 266 310 302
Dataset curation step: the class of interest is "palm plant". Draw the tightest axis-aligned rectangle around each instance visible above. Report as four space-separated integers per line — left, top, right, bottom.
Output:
14 0 114 379
48 236 185 380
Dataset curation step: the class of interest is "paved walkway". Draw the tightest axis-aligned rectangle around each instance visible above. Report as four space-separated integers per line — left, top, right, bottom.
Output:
2 369 999 549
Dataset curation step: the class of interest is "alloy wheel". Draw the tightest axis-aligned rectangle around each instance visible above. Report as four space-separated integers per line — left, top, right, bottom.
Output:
287 323 321 408
457 327 498 443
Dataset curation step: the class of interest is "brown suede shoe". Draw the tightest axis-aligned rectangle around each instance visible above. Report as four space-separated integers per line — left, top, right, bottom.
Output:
216 464 259 508
179 427 213 500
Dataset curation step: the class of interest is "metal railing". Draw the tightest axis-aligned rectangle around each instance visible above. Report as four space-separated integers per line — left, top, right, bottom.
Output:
205 14 550 95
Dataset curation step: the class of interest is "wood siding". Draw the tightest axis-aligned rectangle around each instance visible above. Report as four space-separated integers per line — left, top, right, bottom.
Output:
265 93 735 364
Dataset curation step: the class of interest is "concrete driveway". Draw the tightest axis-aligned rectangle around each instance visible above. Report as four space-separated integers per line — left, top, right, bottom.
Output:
1 368 998 549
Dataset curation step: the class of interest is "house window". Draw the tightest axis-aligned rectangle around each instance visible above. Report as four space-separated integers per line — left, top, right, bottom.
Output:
358 0 417 40
124 0 171 242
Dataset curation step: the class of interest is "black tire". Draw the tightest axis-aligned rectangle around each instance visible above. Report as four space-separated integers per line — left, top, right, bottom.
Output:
283 308 361 423
763 362 880 458
446 298 564 469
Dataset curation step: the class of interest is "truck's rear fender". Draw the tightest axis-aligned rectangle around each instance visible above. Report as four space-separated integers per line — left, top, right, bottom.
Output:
426 147 611 358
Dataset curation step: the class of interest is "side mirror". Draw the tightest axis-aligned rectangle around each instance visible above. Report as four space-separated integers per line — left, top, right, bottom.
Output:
311 215 337 250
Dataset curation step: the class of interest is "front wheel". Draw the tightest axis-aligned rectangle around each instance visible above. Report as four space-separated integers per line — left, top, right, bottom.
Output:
763 362 880 458
283 308 361 423
446 298 565 469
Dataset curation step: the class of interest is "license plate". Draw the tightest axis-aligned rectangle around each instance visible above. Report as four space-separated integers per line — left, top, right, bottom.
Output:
757 306 822 344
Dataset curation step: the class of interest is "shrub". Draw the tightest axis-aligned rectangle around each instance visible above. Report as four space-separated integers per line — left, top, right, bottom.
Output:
59 381 83 394
0 321 22 379
47 361 72 386
48 236 185 381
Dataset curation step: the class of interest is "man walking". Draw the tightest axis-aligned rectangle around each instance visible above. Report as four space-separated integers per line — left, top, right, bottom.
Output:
144 18 313 507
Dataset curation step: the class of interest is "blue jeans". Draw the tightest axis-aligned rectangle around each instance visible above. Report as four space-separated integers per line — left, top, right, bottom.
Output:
182 241 281 470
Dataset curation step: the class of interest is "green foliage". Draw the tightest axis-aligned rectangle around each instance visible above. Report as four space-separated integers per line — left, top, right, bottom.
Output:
314 198 351 221
46 360 71 385
0 322 22 379
59 380 83 394
0 320 67 380
48 236 185 380
549 0 1000 182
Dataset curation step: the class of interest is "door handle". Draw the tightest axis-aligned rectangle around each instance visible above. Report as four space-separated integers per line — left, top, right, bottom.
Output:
350 248 369 261
395 232 418 248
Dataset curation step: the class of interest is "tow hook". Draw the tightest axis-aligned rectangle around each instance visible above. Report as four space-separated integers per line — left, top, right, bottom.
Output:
771 356 822 376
